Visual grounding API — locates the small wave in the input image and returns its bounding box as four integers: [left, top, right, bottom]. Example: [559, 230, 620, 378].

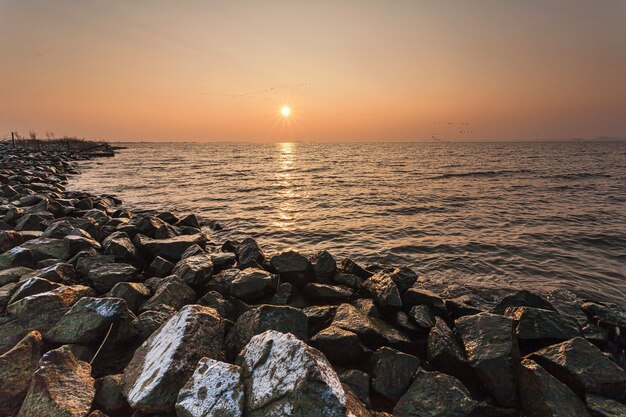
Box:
[546, 172, 611, 180]
[429, 169, 531, 180]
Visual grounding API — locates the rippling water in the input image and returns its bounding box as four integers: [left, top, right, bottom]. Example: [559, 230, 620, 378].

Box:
[69, 142, 626, 307]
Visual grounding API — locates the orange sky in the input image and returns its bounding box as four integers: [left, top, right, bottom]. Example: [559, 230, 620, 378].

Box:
[1, 1, 625, 142]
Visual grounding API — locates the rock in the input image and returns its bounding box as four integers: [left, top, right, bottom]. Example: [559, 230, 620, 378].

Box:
[393, 370, 476, 417]
[88, 263, 138, 293]
[211, 251, 237, 271]
[388, 266, 418, 293]
[371, 347, 421, 403]
[7, 284, 95, 320]
[180, 244, 205, 259]
[230, 268, 275, 302]
[0, 331, 42, 416]
[173, 253, 214, 288]
[332, 272, 363, 289]
[504, 306, 580, 345]
[132, 306, 176, 341]
[140, 277, 196, 312]
[492, 290, 556, 314]
[409, 305, 436, 329]
[529, 337, 626, 400]
[8, 277, 62, 305]
[310, 325, 367, 366]
[225, 304, 308, 359]
[123, 305, 226, 413]
[198, 291, 242, 322]
[31, 261, 78, 283]
[585, 394, 626, 417]
[17, 345, 95, 417]
[15, 213, 52, 231]
[455, 312, 519, 407]
[363, 272, 402, 308]
[175, 358, 244, 417]
[342, 258, 373, 280]
[148, 256, 175, 278]
[445, 298, 482, 320]
[303, 305, 336, 335]
[339, 369, 371, 408]
[176, 213, 201, 229]
[0, 266, 33, 286]
[427, 317, 467, 375]
[94, 374, 131, 416]
[102, 231, 139, 263]
[108, 282, 151, 313]
[235, 238, 264, 268]
[270, 250, 314, 287]
[303, 282, 354, 303]
[313, 250, 337, 280]
[402, 288, 447, 316]
[237, 330, 357, 417]
[352, 298, 381, 317]
[75, 253, 115, 277]
[134, 233, 206, 262]
[156, 211, 179, 224]
[136, 216, 178, 239]
[19, 237, 71, 261]
[46, 297, 132, 344]
[0, 246, 34, 269]
[518, 358, 590, 417]
[269, 282, 292, 305]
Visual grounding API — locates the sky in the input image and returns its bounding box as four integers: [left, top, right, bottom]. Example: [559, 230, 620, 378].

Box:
[1, 0, 625, 142]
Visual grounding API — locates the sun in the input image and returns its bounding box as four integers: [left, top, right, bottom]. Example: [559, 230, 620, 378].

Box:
[280, 105, 291, 117]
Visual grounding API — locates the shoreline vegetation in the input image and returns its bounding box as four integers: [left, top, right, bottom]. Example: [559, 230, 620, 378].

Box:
[0, 141, 625, 417]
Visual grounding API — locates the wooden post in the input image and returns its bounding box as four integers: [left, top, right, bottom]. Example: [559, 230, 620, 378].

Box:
[11, 132, 15, 148]
[66, 139, 70, 153]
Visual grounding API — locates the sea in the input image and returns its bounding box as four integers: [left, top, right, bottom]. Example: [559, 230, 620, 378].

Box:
[68, 141, 626, 308]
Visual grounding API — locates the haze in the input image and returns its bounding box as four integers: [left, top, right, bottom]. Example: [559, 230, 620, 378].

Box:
[1, 0, 625, 142]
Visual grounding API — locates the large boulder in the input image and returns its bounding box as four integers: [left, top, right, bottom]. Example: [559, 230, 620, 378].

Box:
[393, 370, 476, 417]
[313, 250, 337, 280]
[388, 266, 418, 293]
[269, 250, 314, 287]
[529, 337, 626, 401]
[123, 305, 226, 413]
[173, 253, 214, 288]
[175, 358, 245, 417]
[230, 268, 275, 302]
[88, 263, 138, 293]
[455, 312, 519, 407]
[140, 277, 196, 312]
[309, 325, 367, 366]
[427, 317, 468, 377]
[504, 306, 580, 346]
[133, 233, 206, 262]
[235, 238, 265, 268]
[17, 346, 95, 417]
[7, 284, 95, 320]
[102, 232, 139, 264]
[363, 272, 402, 309]
[237, 330, 363, 417]
[371, 347, 421, 403]
[225, 304, 307, 358]
[0, 331, 43, 416]
[518, 358, 590, 417]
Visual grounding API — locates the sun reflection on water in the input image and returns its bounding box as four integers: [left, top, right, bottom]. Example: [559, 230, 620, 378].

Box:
[272, 142, 299, 231]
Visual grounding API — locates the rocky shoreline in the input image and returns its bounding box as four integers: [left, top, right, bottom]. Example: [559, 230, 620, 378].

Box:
[1, 143, 625, 417]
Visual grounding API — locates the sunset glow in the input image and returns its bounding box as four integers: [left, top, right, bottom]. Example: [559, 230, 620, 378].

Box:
[281, 106, 291, 118]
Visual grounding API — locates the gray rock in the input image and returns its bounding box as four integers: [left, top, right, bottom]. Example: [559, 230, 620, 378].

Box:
[371, 347, 421, 403]
[102, 231, 139, 263]
[225, 304, 308, 359]
[393, 370, 476, 417]
[173, 253, 214, 288]
[585, 394, 626, 417]
[518, 358, 590, 417]
[455, 312, 519, 407]
[529, 337, 626, 400]
[313, 250, 337, 280]
[409, 305, 436, 329]
[123, 305, 226, 413]
[310, 325, 367, 366]
[176, 358, 244, 417]
[492, 290, 556, 314]
[7, 284, 95, 320]
[0, 246, 34, 269]
[235, 238, 265, 268]
[363, 272, 402, 308]
[237, 330, 358, 417]
[303, 282, 354, 303]
[332, 272, 363, 289]
[211, 251, 237, 271]
[269, 282, 292, 305]
[136, 216, 178, 239]
[132, 306, 176, 341]
[0, 331, 42, 416]
[17, 345, 95, 417]
[0, 266, 33, 287]
[148, 255, 175, 278]
[180, 244, 205, 259]
[108, 282, 151, 313]
[140, 277, 196, 312]
[341, 258, 373, 280]
[8, 277, 62, 305]
[88, 263, 138, 293]
[402, 287, 446, 316]
[504, 306, 580, 343]
[94, 374, 130, 416]
[339, 370, 371, 408]
[270, 250, 314, 287]
[134, 233, 206, 262]
[230, 268, 275, 302]
[388, 266, 418, 293]
[427, 317, 467, 375]
[303, 305, 336, 334]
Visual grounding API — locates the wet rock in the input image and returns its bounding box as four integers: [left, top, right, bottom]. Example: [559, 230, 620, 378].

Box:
[0, 246, 34, 269]
[303, 305, 336, 335]
[427, 317, 468, 375]
[132, 305, 176, 341]
[235, 238, 264, 268]
[102, 231, 139, 263]
[585, 394, 626, 417]
[175, 358, 244, 417]
[237, 330, 357, 417]
[332, 272, 363, 289]
[269, 282, 292, 305]
[211, 251, 237, 271]
[94, 374, 131, 416]
[173, 253, 214, 288]
[388, 266, 418, 293]
[310, 325, 367, 366]
[270, 250, 314, 287]
[394, 370, 476, 417]
[0, 266, 33, 286]
[455, 312, 519, 407]
[123, 305, 226, 413]
[303, 282, 354, 303]
[371, 347, 421, 403]
[17, 345, 95, 417]
[339, 369, 371, 408]
[148, 256, 175, 277]
[409, 305, 436, 330]
[342, 258, 373, 280]
[8, 277, 62, 305]
[518, 358, 590, 417]
[529, 337, 626, 400]
[136, 216, 178, 239]
[7, 284, 95, 320]
[504, 306, 580, 346]
[140, 277, 196, 312]
[402, 287, 447, 316]
[492, 290, 556, 314]
[363, 272, 402, 308]
[46, 297, 131, 344]
[88, 263, 138, 293]
[230, 268, 275, 302]
[313, 250, 337, 280]
[176, 213, 201, 229]
[108, 282, 151, 313]
[30, 261, 78, 283]
[225, 304, 308, 358]
[0, 331, 42, 416]
[198, 291, 242, 322]
[445, 298, 482, 320]
[134, 233, 206, 262]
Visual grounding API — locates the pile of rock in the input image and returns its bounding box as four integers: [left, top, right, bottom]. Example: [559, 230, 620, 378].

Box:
[1, 143, 625, 417]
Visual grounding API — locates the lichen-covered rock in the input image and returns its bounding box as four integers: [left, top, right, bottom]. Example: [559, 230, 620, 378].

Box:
[518, 359, 590, 417]
[46, 297, 132, 344]
[455, 312, 519, 407]
[230, 268, 275, 302]
[0, 331, 42, 416]
[225, 304, 307, 358]
[363, 272, 402, 308]
[17, 345, 95, 417]
[123, 305, 226, 413]
[393, 370, 476, 417]
[371, 347, 421, 403]
[88, 263, 138, 293]
[7, 284, 95, 320]
[529, 337, 626, 401]
[8, 277, 63, 305]
[237, 330, 357, 417]
[173, 253, 214, 288]
[176, 358, 245, 417]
